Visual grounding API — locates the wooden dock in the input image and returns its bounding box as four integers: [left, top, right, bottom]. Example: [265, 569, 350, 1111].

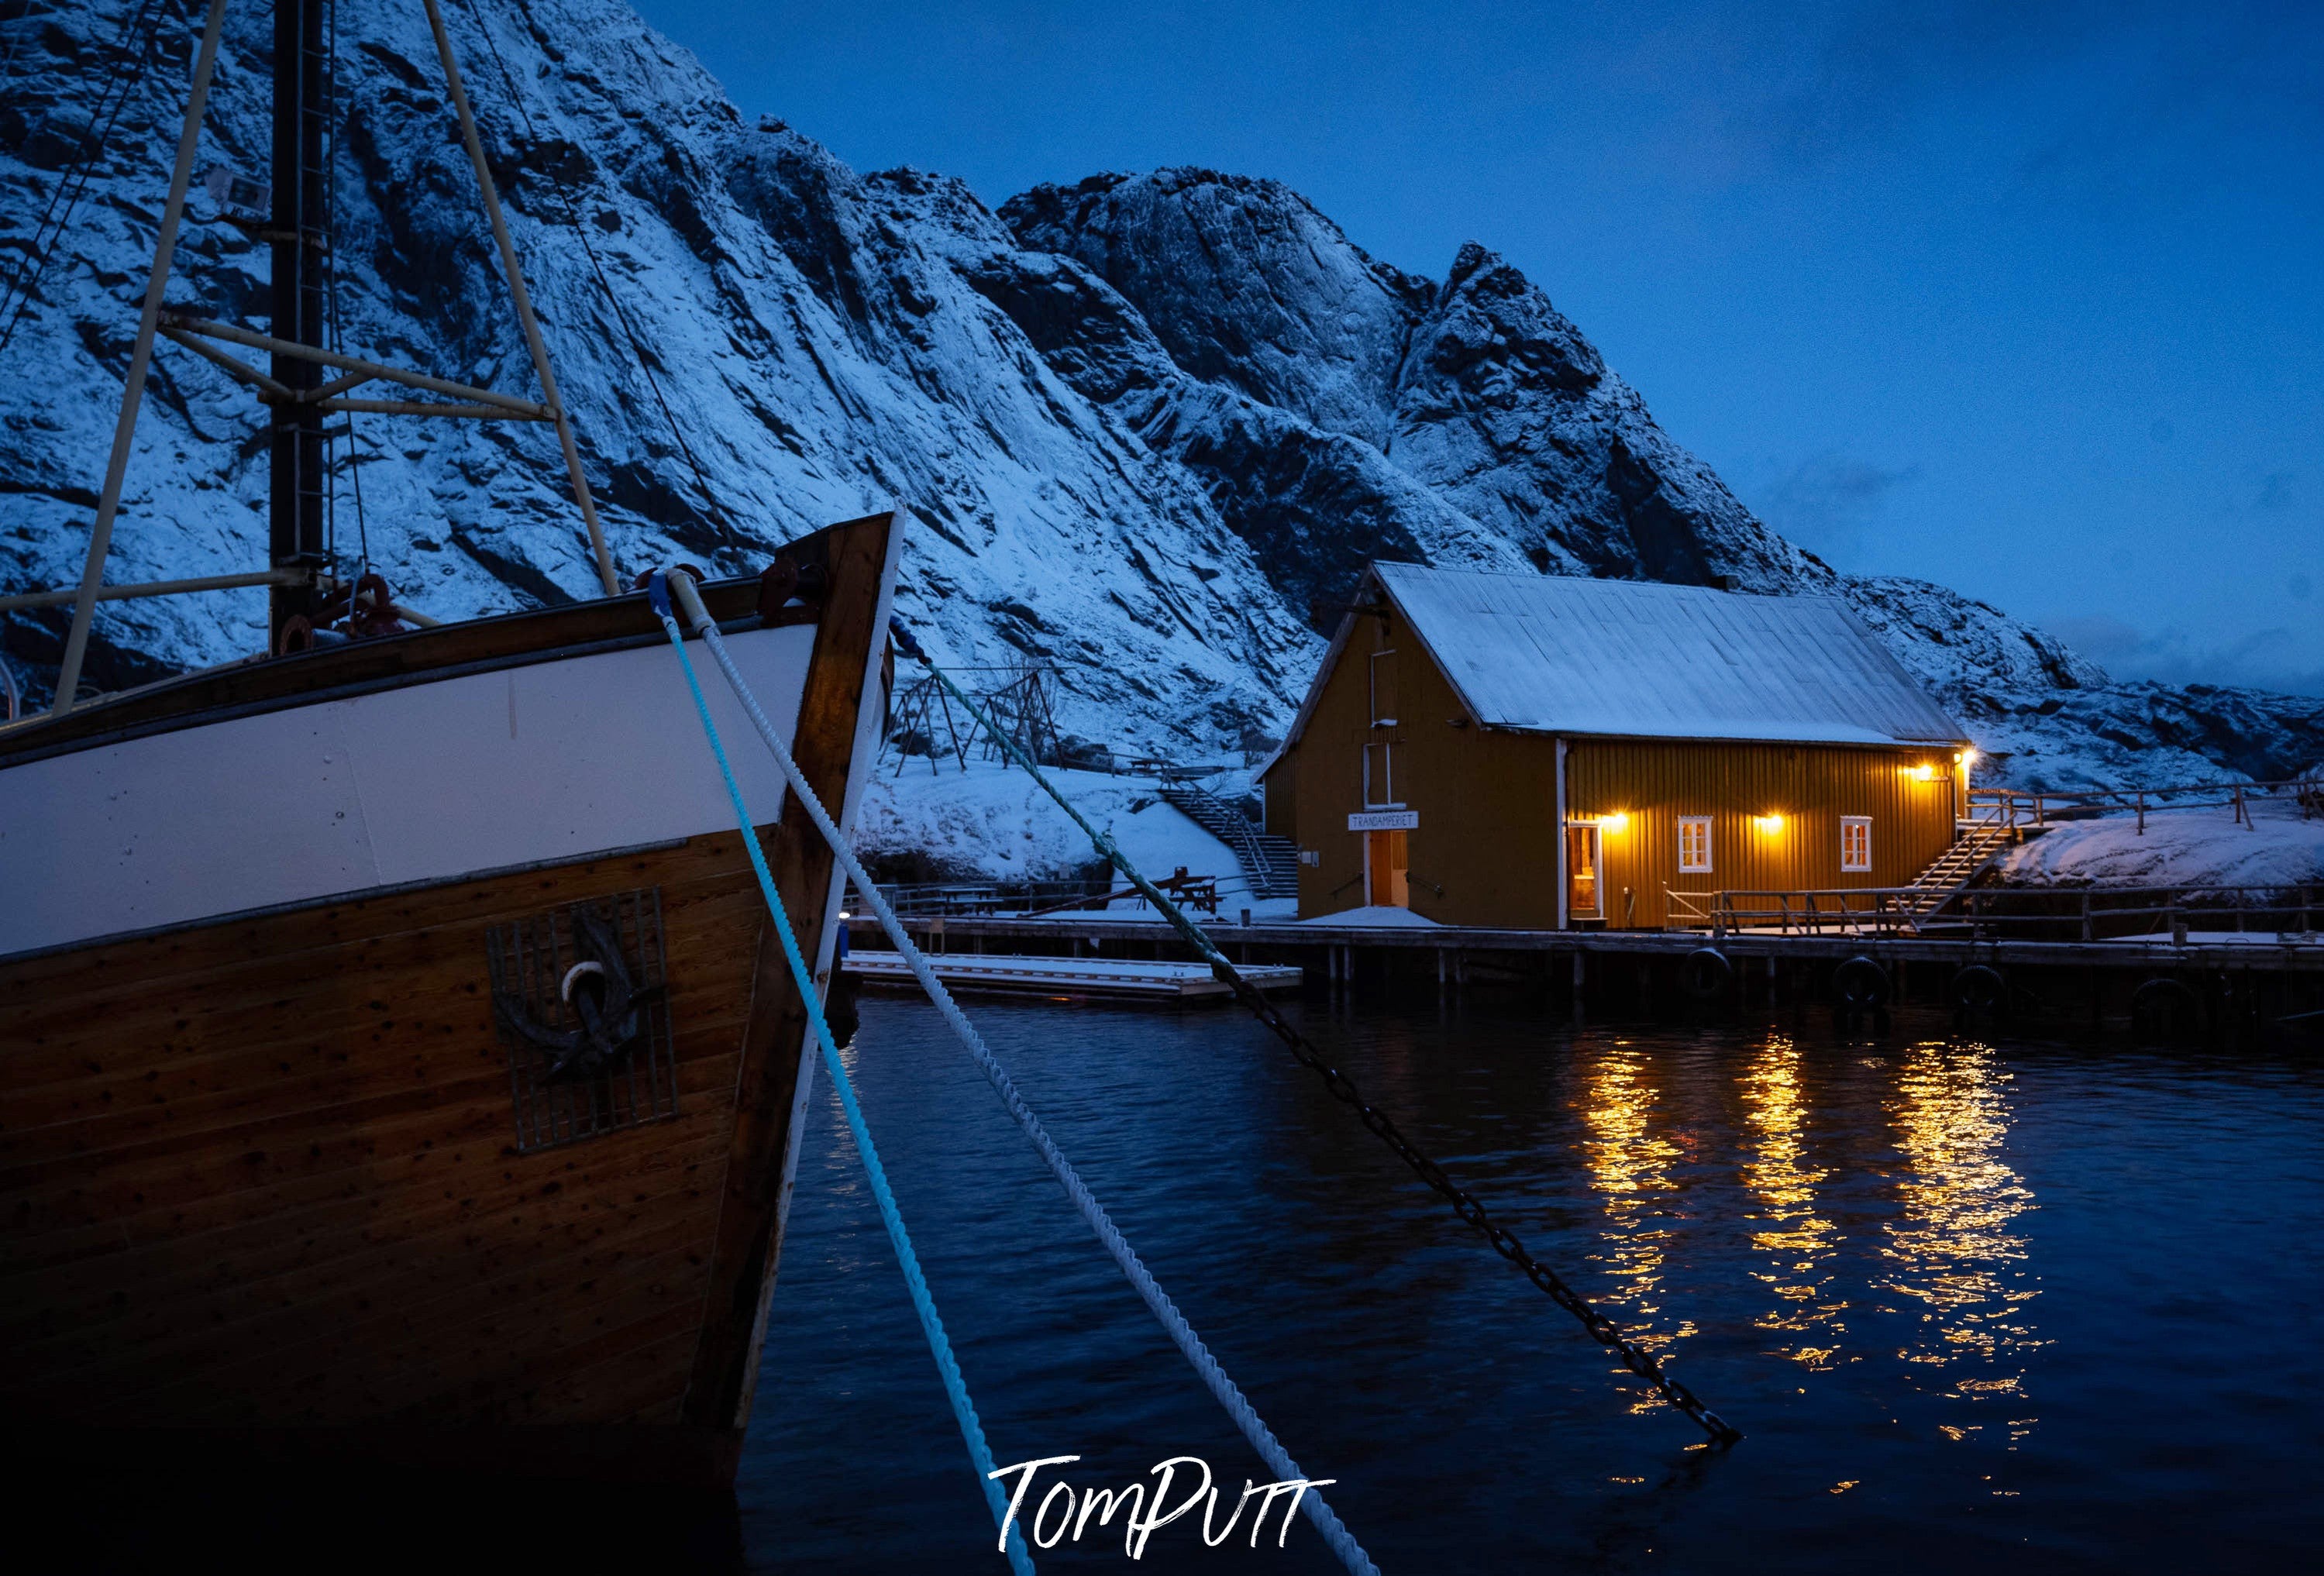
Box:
[848, 913, 2324, 973]
[843, 948, 1303, 1000]
[845, 911, 2324, 1038]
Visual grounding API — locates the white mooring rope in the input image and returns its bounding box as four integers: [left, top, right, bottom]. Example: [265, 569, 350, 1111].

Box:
[652, 578, 1035, 1574]
[663, 571, 1379, 1576]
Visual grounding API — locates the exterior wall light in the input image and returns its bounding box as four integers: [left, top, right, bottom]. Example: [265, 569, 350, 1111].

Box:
[1600, 812, 1630, 833]
[1913, 764, 1937, 782]
[1753, 813, 1784, 834]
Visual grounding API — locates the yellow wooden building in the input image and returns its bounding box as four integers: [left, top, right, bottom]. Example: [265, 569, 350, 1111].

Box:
[1257, 564, 1975, 928]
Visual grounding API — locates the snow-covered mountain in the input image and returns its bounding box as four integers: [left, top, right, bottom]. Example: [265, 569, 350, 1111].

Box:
[5, 0, 2319, 791]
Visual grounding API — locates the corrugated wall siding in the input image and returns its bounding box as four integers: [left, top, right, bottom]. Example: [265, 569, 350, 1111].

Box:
[1270, 608, 1568, 925]
[1566, 740, 1958, 927]
[1279, 610, 1390, 916]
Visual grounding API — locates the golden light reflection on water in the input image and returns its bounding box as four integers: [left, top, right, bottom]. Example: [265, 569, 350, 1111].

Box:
[1577, 1041, 1696, 1411]
[1880, 1038, 2044, 1445]
[1738, 1036, 1848, 1372]
[1573, 1034, 2046, 1439]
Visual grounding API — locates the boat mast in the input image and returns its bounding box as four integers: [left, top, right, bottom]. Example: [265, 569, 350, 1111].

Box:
[33, 0, 625, 721]
[268, 0, 330, 648]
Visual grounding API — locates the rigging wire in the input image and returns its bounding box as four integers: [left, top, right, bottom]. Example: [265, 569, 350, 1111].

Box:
[2, 0, 155, 284]
[319, 0, 371, 586]
[453, 0, 741, 560]
[662, 573, 1382, 1576]
[0, 0, 167, 360]
[0, 1, 53, 92]
[893, 628, 1744, 1448]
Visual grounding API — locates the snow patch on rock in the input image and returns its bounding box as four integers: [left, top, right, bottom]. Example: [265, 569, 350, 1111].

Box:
[1995, 800, 2324, 892]
[855, 761, 1252, 893]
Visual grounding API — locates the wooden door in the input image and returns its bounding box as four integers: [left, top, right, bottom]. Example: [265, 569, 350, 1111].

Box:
[1365, 828, 1410, 907]
[1565, 823, 1602, 920]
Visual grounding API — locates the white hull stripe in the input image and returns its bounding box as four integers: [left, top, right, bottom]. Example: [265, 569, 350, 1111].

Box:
[0, 622, 814, 957]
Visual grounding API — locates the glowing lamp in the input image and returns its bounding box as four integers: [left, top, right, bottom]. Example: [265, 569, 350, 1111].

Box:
[1753, 813, 1784, 834]
[1913, 764, 1937, 782]
[1600, 812, 1630, 834]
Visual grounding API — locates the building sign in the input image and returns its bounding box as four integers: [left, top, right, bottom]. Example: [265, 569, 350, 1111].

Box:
[1348, 809, 1418, 831]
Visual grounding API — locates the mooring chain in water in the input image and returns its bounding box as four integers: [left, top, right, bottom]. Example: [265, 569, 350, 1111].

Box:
[649, 576, 1038, 1576]
[883, 623, 1742, 1449]
[661, 571, 1382, 1576]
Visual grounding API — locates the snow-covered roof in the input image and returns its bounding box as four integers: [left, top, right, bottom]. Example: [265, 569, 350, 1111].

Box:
[1379, 565, 1967, 745]
[1261, 566, 1968, 772]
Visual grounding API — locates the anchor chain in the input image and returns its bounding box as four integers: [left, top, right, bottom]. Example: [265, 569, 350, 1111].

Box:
[1224, 977, 1739, 1445]
[893, 627, 1740, 1447]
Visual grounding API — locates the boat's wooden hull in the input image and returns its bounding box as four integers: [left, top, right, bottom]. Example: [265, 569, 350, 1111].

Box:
[5, 831, 773, 1480]
[0, 513, 899, 1486]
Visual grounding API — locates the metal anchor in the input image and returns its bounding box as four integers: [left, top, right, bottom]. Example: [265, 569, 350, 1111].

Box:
[493, 909, 665, 1082]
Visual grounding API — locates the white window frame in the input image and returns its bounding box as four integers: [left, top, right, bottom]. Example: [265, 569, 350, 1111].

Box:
[1369, 649, 1398, 728]
[1840, 815, 1872, 872]
[1678, 815, 1713, 874]
[1363, 741, 1399, 807]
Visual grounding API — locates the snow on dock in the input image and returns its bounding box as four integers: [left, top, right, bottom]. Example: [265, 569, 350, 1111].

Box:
[843, 949, 1302, 1000]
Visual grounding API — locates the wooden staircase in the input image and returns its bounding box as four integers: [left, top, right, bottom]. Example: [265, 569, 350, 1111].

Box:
[1158, 781, 1300, 900]
[1901, 811, 2025, 920]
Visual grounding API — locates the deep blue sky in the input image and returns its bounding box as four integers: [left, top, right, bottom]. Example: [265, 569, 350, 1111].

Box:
[630, 0, 2324, 696]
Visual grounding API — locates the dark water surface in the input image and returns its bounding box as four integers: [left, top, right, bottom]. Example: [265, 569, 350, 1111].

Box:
[741, 993, 2323, 1574]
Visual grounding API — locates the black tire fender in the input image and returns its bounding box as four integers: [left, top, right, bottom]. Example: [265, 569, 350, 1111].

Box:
[1834, 954, 1891, 1008]
[1679, 947, 1734, 1001]
[1952, 964, 2006, 1013]
[2131, 976, 2206, 1039]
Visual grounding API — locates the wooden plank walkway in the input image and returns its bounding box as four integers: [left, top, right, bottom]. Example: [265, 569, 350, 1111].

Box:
[842, 948, 1303, 1000]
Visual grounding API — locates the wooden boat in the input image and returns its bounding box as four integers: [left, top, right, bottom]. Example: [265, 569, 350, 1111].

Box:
[1, 0, 900, 1487]
[0, 514, 899, 1485]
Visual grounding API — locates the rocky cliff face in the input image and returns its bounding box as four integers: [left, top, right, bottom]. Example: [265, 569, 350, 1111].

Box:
[5, 0, 2320, 788]
[993, 167, 2324, 786]
[0, 0, 1306, 752]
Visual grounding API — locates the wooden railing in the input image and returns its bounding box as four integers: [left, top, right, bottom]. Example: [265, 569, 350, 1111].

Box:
[1689, 884, 2324, 944]
[1968, 772, 2324, 834]
[1703, 888, 1922, 938]
[1663, 886, 1716, 930]
[855, 870, 1243, 919]
[852, 878, 1121, 917]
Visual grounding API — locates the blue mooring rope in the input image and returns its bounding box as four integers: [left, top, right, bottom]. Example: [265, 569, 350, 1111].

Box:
[649, 574, 1036, 1576]
[658, 571, 1381, 1576]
